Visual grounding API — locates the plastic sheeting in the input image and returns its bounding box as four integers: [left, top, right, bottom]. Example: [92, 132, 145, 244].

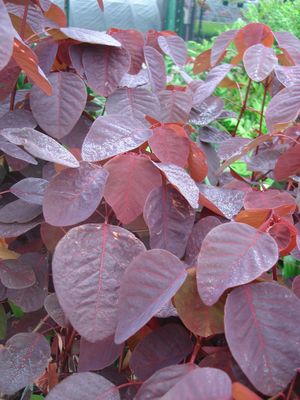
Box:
[52, 0, 163, 33]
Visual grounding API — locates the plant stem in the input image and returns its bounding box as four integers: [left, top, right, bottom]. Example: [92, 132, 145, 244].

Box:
[232, 78, 252, 137]
[189, 337, 201, 364]
[20, 0, 30, 39]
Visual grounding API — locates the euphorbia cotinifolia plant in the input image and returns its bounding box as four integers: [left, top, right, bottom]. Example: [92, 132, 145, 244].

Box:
[0, 1, 300, 399]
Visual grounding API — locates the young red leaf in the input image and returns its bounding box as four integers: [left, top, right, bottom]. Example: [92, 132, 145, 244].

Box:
[158, 35, 187, 67]
[0, 0, 15, 71]
[144, 45, 166, 92]
[234, 23, 274, 55]
[44, 372, 120, 400]
[243, 44, 277, 82]
[30, 72, 87, 139]
[187, 141, 208, 183]
[0, 332, 50, 395]
[197, 222, 279, 305]
[104, 154, 162, 224]
[225, 282, 300, 396]
[83, 45, 130, 97]
[158, 89, 192, 123]
[115, 249, 187, 344]
[273, 144, 300, 181]
[193, 49, 211, 74]
[52, 223, 146, 342]
[44, 293, 67, 328]
[174, 268, 224, 337]
[10, 178, 48, 205]
[43, 162, 108, 227]
[143, 185, 195, 258]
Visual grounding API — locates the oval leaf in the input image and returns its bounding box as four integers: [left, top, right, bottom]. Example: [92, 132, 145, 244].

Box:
[243, 44, 277, 82]
[44, 293, 67, 327]
[10, 178, 48, 205]
[144, 45, 166, 92]
[158, 35, 187, 67]
[0, 0, 15, 71]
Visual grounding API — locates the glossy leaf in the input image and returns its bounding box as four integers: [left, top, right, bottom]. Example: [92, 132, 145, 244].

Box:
[0, 199, 42, 223]
[225, 282, 300, 395]
[52, 223, 146, 342]
[144, 45, 166, 92]
[197, 222, 279, 305]
[188, 141, 208, 183]
[43, 162, 108, 226]
[243, 44, 277, 82]
[30, 72, 87, 139]
[273, 144, 300, 181]
[144, 186, 195, 258]
[82, 115, 152, 162]
[129, 323, 193, 380]
[104, 154, 162, 224]
[0, 256, 36, 289]
[190, 96, 224, 125]
[0, 0, 15, 71]
[158, 35, 187, 67]
[0, 136, 37, 164]
[0, 332, 50, 395]
[10, 178, 48, 205]
[158, 89, 192, 123]
[49, 27, 120, 47]
[115, 249, 187, 344]
[0, 109, 37, 129]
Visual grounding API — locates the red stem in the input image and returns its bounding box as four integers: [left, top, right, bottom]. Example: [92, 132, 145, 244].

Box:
[189, 337, 201, 364]
[272, 265, 278, 281]
[232, 78, 252, 137]
[286, 375, 297, 400]
[20, 0, 30, 39]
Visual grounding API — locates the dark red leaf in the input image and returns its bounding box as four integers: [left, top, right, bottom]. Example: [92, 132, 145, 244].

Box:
[0, 109, 37, 129]
[211, 29, 237, 66]
[225, 282, 300, 395]
[193, 49, 211, 74]
[243, 44, 277, 82]
[0, 0, 15, 71]
[190, 96, 224, 125]
[115, 249, 187, 344]
[158, 89, 192, 123]
[187, 141, 208, 183]
[197, 222, 279, 305]
[158, 35, 187, 67]
[10, 178, 48, 205]
[144, 45, 166, 92]
[274, 31, 300, 65]
[34, 37, 58, 75]
[218, 137, 251, 160]
[44, 292, 67, 327]
[0, 58, 20, 102]
[143, 185, 195, 258]
[0, 255, 36, 289]
[273, 144, 300, 181]
[234, 23, 274, 55]
[52, 223, 146, 342]
[244, 189, 296, 214]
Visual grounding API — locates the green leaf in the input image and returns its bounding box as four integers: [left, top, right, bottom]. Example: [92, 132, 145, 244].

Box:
[0, 304, 7, 340]
[8, 300, 24, 318]
[30, 395, 44, 400]
[282, 256, 300, 279]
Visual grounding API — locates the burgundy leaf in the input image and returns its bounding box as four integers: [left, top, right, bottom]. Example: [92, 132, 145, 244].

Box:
[158, 35, 187, 67]
[43, 162, 108, 226]
[34, 37, 58, 75]
[198, 126, 230, 143]
[0, 109, 37, 129]
[158, 89, 192, 123]
[185, 216, 221, 265]
[0, 281, 6, 301]
[198, 184, 245, 219]
[0, 220, 41, 238]
[10, 178, 48, 205]
[161, 367, 232, 400]
[247, 149, 281, 173]
[78, 336, 123, 372]
[188, 141, 208, 183]
[7, 252, 48, 312]
[0, 332, 50, 395]
[274, 31, 300, 65]
[192, 64, 232, 106]
[1, 127, 80, 167]
[244, 189, 296, 213]
[154, 163, 199, 209]
[119, 69, 149, 88]
[0, 59, 20, 102]
[115, 249, 187, 344]
[211, 29, 237, 66]
[129, 323, 193, 380]
[234, 23, 274, 55]
[149, 125, 190, 168]
[144, 186, 195, 258]
[273, 144, 300, 181]
[0, 256, 36, 289]
[174, 268, 224, 337]
[60, 116, 92, 149]
[0, 0, 15, 71]
[243, 44, 277, 82]
[44, 372, 120, 400]
[190, 96, 224, 125]
[135, 364, 197, 400]
[0, 137, 37, 165]
[225, 282, 300, 396]
[44, 292, 67, 327]
[292, 275, 300, 298]
[218, 137, 251, 160]
[52, 223, 146, 342]
[83, 45, 130, 97]
[198, 141, 220, 185]
[106, 87, 160, 123]
[274, 65, 300, 87]
[104, 154, 162, 224]
[196, 222, 279, 305]
[144, 45, 166, 92]
[30, 72, 87, 139]
[0, 199, 42, 223]
[51, 27, 121, 47]
[82, 114, 152, 162]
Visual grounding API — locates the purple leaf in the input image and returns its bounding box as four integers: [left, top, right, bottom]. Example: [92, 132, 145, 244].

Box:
[192, 64, 232, 106]
[135, 364, 197, 400]
[274, 143, 300, 181]
[158, 89, 192, 123]
[143, 186, 195, 258]
[0, 0, 15, 71]
[0, 332, 50, 395]
[292, 275, 300, 298]
[44, 293, 67, 327]
[144, 46, 166, 92]
[0, 199, 42, 223]
[55, 27, 121, 47]
[0, 281, 6, 301]
[0, 109, 37, 129]
[83, 45, 130, 97]
[185, 216, 221, 265]
[1, 127, 80, 167]
[82, 115, 152, 162]
[197, 141, 220, 185]
[154, 163, 199, 209]
[52, 223, 146, 342]
[0, 59, 20, 102]
[0, 220, 41, 238]
[247, 149, 281, 173]
[274, 31, 300, 65]
[106, 88, 161, 124]
[78, 336, 123, 372]
[274, 65, 300, 87]
[30, 72, 87, 139]
[161, 367, 232, 400]
[158, 35, 187, 67]
[115, 249, 187, 344]
[243, 44, 277, 82]
[155, 301, 178, 318]
[129, 323, 193, 380]
[60, 116, 92, 149]
[0, 256, 36, 289]
[119, 69, 149, 88]
[0, 137, 37, 165]
[44, 372, 120, 400]
[43, 162, 108, 226]
[7, 252, 48, 312]
[10, 178, 48, 205]
[218, 137, 251, 160]
[196, 222, 279, 305]
[211, 29, 237, 66]
[198, 126, 230, 143]
[190, 96, 224, 125]
[34, 37, 58, 75]
[225, 282, 300, 396]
